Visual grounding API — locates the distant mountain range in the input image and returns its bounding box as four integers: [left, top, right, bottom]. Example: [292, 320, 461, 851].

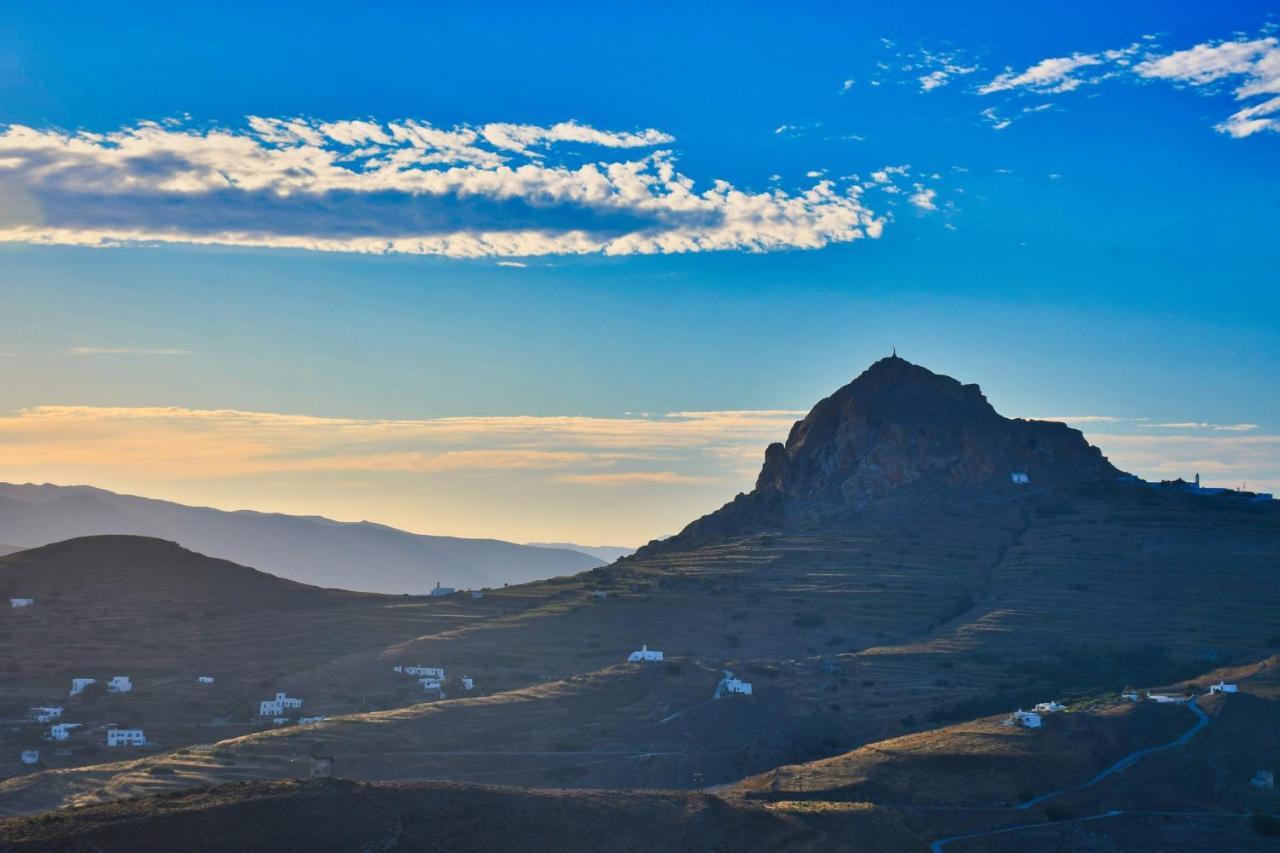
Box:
[525, 542, 635, 563]
[0, 483, 605, 593]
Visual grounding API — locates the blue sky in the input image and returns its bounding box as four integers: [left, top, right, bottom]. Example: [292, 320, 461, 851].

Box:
[0, 2, 1277, 544]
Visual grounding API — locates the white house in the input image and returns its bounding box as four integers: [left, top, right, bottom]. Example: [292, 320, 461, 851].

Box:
[197, 676, 215, 684]
[273, 717, 291, 726]
[1147, 693, 1188, 704]
[1033, 701, 1066, 713]
[461, 676, 475, 691]
[404, 666, 445, 678]
[590, 590, 608, 599]
[69, 678, 96, 696]
[107, 675, 133, 693]
[429, 582, 455, 597]
[10, 597, 34, 608]
[20, 749, 39, 765]
[1010, 472, 1030, 485]
[31, 706, 64, 723]
[724, 678, 753, 695]
[470, 591, 484, 599]
[1121, 691, 1141, 702]
[259, 691, 303, 716]
[106, 728, 145, 746]
[299, 716, 327, 725]
[49, 723, 80, 741]
[1208, 681, 1238, 694]
[628, 644, 664, 662]
[419, 678, 443, 691]
[1011, 709, 1042, 728]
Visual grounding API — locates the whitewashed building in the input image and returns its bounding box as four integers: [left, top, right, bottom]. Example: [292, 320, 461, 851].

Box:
[273, 717, 291, 726]
[10, 597, 34, 608]
[299, 716, 327, 725]
[259, 691, 303, 716]
[724, 678, 753, 695]
[419, 678, 443, 691]
[1121, 691, 1141, 702]
[1010, 472, 1030, 485]
[461, 676, 475, 691]
[1209, 681, 1238, 694]
[1033, 701, 1066, 713]
[197, 676, 215, 684]
[69, 678, 96, 696]
[1148, 693, 1188, 704]
[20, 749, 39, 765]
[628, 644, 664, 662]
[106, 728, 145, 746]
[1012, 709, 1043, 729]
[49, 723, 80, 741]
[31, 706, 64, 723]
[429, 582, 455, 597]
[107, 676, 133, 693]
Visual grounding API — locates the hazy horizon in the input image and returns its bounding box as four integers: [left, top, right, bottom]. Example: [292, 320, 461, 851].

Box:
[2, 1, 1277, 545]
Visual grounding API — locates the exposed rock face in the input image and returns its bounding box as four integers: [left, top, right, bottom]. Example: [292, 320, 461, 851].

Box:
[755, 356, 1118, 513]
[648, 356, 1121, 548]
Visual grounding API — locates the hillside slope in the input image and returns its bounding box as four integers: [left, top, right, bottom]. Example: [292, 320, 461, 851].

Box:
[0, 483, 602, 592]
[3, 358, 1276, 848]
[0, 778, 925, 852]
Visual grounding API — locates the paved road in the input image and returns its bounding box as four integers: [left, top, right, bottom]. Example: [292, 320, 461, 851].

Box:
[1015, 698, 1209, 810]
[928, 698, 1212, 851]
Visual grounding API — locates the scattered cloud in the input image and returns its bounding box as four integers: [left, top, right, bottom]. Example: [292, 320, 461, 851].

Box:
[908, 185, 937, 211]
[1032, 414, 1277, 490]
[1088, 432, 1280, 490]
[496, 261, 527, 268]
[0, 404, 802, 482]
[1141, 421, 1260, 432]
[0, 116, 885, 258]
[1133, 36, 1280, 137]
[980, 49, 1130, 95]
[68, 346, 192, 356]
[977, 31, 1280, 137]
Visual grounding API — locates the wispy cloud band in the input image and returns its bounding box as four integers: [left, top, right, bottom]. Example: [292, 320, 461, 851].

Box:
[0, 117, 884, 258]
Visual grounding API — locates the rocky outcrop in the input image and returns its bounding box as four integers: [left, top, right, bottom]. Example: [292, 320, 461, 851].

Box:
[642, 356, 1121, 551]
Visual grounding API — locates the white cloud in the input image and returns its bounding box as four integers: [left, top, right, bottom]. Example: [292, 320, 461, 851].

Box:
[978, 33, 1280, 138]
[496, 261, 527, 268]
[0, 117, 884, 258]
[0, 404, 803, 482]
[1141, 421, 1260, 432]
[1134, 36, 1280, 137]
[908, 185, 937, 211]
[980, 52, 1110, 95]
[68, 347, 192, 356]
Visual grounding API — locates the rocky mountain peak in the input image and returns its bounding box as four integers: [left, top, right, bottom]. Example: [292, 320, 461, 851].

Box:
[646, 357, 1121, 550]
[752, 356, 1117, 514]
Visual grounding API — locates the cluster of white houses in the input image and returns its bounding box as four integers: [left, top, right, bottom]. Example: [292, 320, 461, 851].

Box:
[10, 597, 34, 608]
[392, 664, 476, 694]
[67, 675, 132, 696]
[1007, 699, 1067, 729]
[259, 691, 304, 717]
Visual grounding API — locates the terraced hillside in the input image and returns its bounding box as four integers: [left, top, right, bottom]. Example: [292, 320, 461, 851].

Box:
[2, 357, 1277, 849]
[0, 778, 926, 852]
